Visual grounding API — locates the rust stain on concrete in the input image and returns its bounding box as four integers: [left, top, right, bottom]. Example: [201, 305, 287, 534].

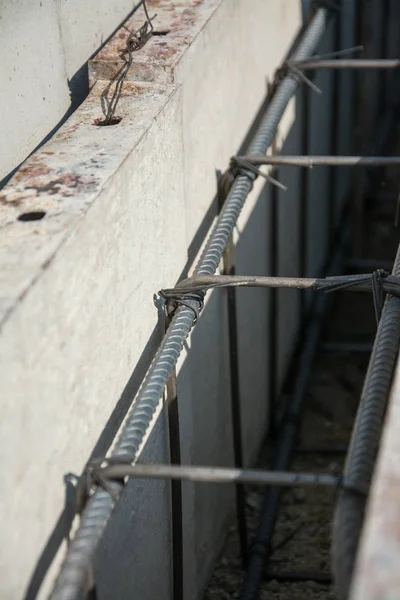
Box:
[89, 0, 221, 85]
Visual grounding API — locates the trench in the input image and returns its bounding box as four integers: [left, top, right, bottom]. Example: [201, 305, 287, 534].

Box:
[203, 88, 400, 600]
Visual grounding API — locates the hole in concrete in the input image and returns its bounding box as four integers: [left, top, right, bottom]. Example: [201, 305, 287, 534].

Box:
[93, 116, 122, 127]
[17, 210, 46, 222]
[152, 28, 170, 36]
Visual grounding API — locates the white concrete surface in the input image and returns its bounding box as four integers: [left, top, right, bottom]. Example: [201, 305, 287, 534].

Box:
[0, 80, 186, 599]
[57, 0, 137, 79]
[0, 0, 70, 181]
[0, 0, 139, 182]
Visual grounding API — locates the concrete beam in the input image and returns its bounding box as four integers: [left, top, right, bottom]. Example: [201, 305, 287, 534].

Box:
[0, 79, 185, 599]
[89, 0, 223, 85]
[58, 0, 138, 80]
[0, 0, 71, 181]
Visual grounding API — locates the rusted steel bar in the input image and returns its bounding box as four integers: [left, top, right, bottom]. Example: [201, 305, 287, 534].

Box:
[162, 273, 393, 295]
[100, 463, 338, 487]
[294, 58, 400, 69]
[236, 155, 400, 167]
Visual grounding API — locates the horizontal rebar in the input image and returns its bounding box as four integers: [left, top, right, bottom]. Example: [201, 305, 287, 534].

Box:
[294, 58, 400, 70]
[100, 463, 338, 487]
[162, 273, 397, 296]
[237, 155, 400, 167]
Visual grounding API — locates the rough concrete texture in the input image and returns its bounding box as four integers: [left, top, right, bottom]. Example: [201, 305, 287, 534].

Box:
[0, 80, 179, 326]
[89, 0, 223, 85]
[0, 0, 70, 181]
[57, 0, 138, 79]
[0, 80, 186, 599]
[0, 0, 143, 182]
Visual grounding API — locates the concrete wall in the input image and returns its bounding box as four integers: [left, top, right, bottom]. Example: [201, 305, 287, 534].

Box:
[0, 0, 136, 183]
[0, 2, 355, 599]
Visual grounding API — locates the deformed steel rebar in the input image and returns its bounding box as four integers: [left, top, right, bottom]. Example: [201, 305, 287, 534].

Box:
[294, 58, 400, 69]
[160, 272, 400, 297]
[236, 155, 400, 167]
[49, 7, 330, 600]
[98, 463, 338, 487]
[332, 245, 400, 599]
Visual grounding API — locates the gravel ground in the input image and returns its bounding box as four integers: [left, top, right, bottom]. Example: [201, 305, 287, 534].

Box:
[203, 151, 399, 599]
[203, 345, 367, 600]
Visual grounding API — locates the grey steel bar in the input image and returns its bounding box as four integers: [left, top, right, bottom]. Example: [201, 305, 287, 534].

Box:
[49, 9, 329, 600]
[294, 58, 400, 69]
[332, 243, 400, 599]
[164, 273, 386, 294]
[237, 155, 400, 167]
[321, 341, 373, 353]
[100, 463, 338, 487]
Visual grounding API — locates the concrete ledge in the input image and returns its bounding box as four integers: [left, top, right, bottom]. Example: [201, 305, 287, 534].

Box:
[0, 79, 185, 599]
[0, 80, 178, 327]
[58, 0, 139, 80]
[89, 0, 222, 85]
